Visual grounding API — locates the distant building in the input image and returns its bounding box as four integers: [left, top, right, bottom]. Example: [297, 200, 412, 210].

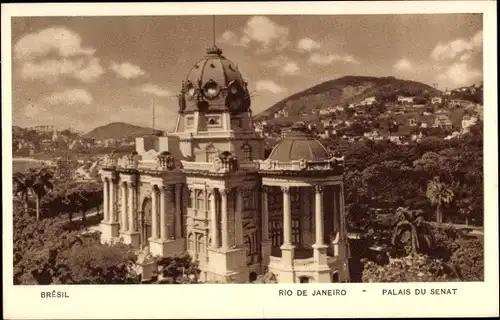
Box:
[461, 115, 478, 133]
[359, 96, 376, 106]
[32, 125, 55, 133]
[431, 97, 443, 104]
[397, 96, 415, 104]
[434, 114, 453, 128]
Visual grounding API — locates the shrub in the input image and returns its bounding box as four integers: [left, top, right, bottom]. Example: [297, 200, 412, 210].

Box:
[449, 238, 484, 281]
[362, 254, 459, 283]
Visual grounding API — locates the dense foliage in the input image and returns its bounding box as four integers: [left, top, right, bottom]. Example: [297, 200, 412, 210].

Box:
[343, 122, 483, 226]
[13, 204, 139, 284]
[156, 253, 200, 284]
[362, 254, 459, 283]
[42, 180, 103, 222]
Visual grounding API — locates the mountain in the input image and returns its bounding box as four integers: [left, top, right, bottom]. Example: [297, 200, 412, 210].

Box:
[254, 76, 441, 122]
[84, 122, 158, 140]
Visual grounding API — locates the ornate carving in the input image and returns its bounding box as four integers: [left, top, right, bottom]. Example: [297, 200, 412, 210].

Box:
[314, 185, 325, 193]
[281, 186, 290, 194]
[212, 151, 239, 173]
[156, 152, 175, 171]
[219, 188, 229, 196]
[298, 158, 307, 170]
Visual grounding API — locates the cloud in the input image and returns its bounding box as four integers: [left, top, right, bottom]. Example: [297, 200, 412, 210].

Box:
[15, 26, 104, 83]
[218, 30, 249, 47]
[14, 26, 95, 61]
[20, 57, 104, 83]
[282, 62, 300, 75]
[297, 38, 321, 52]
[255, 80, 286, 94]
[220, 16, 289, 51]
[437, 63, 482, 87]
[139, 83, 172, 97]
[264, 56, 300, 75]
[431, 30, 483, 61]
[393, 57, 414, 72]
[109, 61, 147, 79]
[309, 53, 359, 65]
[44, 88, 93, 105]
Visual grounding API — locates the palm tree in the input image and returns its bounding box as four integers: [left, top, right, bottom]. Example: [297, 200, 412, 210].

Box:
[426, 176, 454, 223]
[12, 168, 54, 220]
[13, 172, 33, 215]
[391, 207, 435, 256]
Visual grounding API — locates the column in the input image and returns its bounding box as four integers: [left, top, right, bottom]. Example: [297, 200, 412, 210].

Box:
[103, 179, 109, 222]
[282, 187, 292, 246]
[314, 186, 324, 245]
[332, 186, 339, 256]
[332, 187, 339, 233]
[160, 186, 167, 240]
[339, 184, 346, 241]
[235, 188, 244, 247]
[151, 186, 158, 239]
[120, 182, 128, 232]
[175, 184, 182, 239]
[109, 179, 116, 222]
[128, 182, 135, 232]
[261, 187, 269, 241]
[210, 189, 218, 249]
[220, 188, 229, 250]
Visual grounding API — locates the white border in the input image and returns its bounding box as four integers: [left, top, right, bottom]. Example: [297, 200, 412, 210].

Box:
[2, 2, 498, 319]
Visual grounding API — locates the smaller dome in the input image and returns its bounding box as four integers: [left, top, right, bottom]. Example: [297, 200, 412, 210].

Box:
[267, 122, 330, 162]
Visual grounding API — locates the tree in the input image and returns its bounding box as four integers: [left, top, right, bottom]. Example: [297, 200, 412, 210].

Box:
[391, 207, 435, 256]
[13, 168, 54, 220]
[426, 176, 454, 223]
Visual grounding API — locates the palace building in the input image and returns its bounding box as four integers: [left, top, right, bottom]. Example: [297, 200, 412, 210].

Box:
[99, 45, 349, 283]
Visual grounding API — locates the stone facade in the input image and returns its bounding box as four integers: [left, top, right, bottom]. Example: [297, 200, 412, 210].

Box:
[99, 46, 349, 284]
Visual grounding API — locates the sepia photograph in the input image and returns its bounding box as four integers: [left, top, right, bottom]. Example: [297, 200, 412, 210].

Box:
[2, 1, 498, 319]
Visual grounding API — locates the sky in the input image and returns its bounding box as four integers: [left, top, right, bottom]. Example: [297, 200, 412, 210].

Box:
[10, 14, 483, 133]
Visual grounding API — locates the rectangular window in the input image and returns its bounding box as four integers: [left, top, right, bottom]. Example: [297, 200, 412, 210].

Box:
[207, 116, 222, 127]
[186, 117, 194, 127]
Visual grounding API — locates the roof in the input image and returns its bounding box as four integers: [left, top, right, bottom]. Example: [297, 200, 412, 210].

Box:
[267, 122, 330, 162]
[180, 46, 251, 114]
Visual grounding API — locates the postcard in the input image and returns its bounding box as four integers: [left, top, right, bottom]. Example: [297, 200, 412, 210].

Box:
[2, 1, 498, 319]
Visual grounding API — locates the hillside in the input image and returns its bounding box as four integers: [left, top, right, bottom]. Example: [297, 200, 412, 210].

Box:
[254, 76, 441, 122]
[84, 122, 157, 140]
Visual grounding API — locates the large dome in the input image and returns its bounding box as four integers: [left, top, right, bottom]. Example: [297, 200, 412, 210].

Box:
[178, 45, 251, 114]
[267, 122, 331, 162]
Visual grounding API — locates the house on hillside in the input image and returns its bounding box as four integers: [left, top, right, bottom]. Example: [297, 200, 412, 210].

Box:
[397, 96, 415, 104]
[461, 115, 478, 133]
[434, 114, 453, 128]
[103, 138, 118, 148]
[359, 96, 376, 106]
[319, 109, 330, 115]
[431, 97, 443, 104]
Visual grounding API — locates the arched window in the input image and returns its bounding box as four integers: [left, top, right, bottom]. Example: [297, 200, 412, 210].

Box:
[244, 235, 252, 265]
[241, 143, 252, 161]
[195, 190, 204, 211]
[187, 189, 193, 208]
[206, 144, 217, 162]
[187, 233, 195, 252]
[292, 219, 301, 245]
[331, 272, 339, 283]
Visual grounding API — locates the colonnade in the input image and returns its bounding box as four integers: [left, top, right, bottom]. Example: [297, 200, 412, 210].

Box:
[102, 177, 183, 241]
[209, 188, 245, 251]
[260, 184, 345, 263]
